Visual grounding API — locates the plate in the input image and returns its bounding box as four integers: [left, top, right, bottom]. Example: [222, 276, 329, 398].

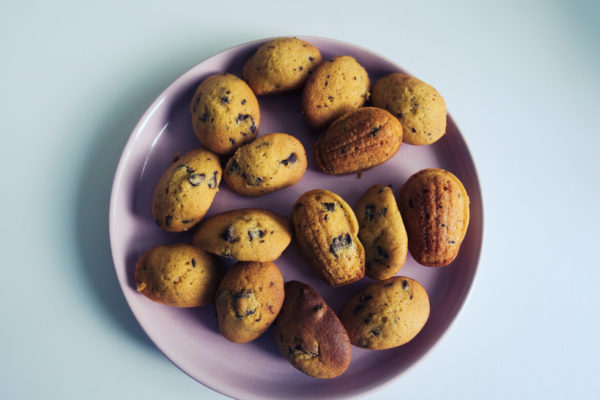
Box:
[109, 36, 483, 399]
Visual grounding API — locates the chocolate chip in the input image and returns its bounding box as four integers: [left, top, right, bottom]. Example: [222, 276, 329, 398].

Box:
[165, 216, 172, 227]
[241, 99, 246, 105]
[322, 202, 335, 211]
[312, 303, 324, 312]
[234, 289, 252, 299]
[411, 127, 416, 133]
[201, 111, 210, 122]
[227, 159, 241, 174]
[370, 329, 380, 336]
[328, 95, 334, 101]
[288, 344, 318, 358]
[376, 246, 389, 261]
[359, 294, 372, 302]
[244, 174, 263, 186]
[236, 114, 256, 134]
[226, 90, 230, 94]
[309, 56, 314, 62]
[298, 66, 303, 71]
[396, 112, 403, 118]
[221, 225, 236, 242]
[365, 205, 375, 221]
[221, 248, 232, 257]
[269, 281, 274, 287]
[324, 214, 328, 221]
[229, 138, 236, 145]
[370, 126, 380, 136]
[280, 153, 298, 166]
[448, 240, 456, 244]
[236, 113, 249, 123]
[248, 229, 265, 241]
[384, 282, 394, 288]
[188, 173, 205, 186]
[192, 94, 201, 113]
[221, 95, 229, 104]
[191, 258, 196, 267]
[329, 233, 352, 257]
[403, 280, 409, 289]
[207, 171, 218, 189]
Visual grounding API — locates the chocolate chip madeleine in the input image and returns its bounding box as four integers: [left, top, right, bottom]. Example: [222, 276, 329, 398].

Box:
[340, 276, 430, 350]
[356, 184, 408, 279]
[291, 189, 365, 286]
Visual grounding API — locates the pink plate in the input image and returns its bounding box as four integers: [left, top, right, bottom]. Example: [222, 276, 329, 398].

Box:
[109, 36, 483, 399]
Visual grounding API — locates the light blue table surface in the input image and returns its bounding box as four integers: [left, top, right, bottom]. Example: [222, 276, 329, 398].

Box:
[1, 1, 598, 398]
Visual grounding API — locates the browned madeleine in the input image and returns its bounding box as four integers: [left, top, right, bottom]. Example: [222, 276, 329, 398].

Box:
[314, 107, 403, 175]
[273, 281, 351, 378]
[397, 168, 470, 266]
[291, 189, 365, 287]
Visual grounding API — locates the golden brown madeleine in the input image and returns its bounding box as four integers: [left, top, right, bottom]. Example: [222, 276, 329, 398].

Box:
[371, 73, 446, 145]
[223, 133, 307, 196]
[215, 261, 284, 343]
[355, 184, 408, 279]
[291, 189, 365, 286]
[190, 73, 260, 154]
[314, 107, 403, 175]
[242, 37, 322, 95]
[152, 148, 222, 232]
[302, 55, 370, 130]
[135, 243, 224, 307]
[339, 277, 430, 350]
[273, 281, 351, 378]
[192, 208, 292, 262]
[397, 168, 470, 266]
